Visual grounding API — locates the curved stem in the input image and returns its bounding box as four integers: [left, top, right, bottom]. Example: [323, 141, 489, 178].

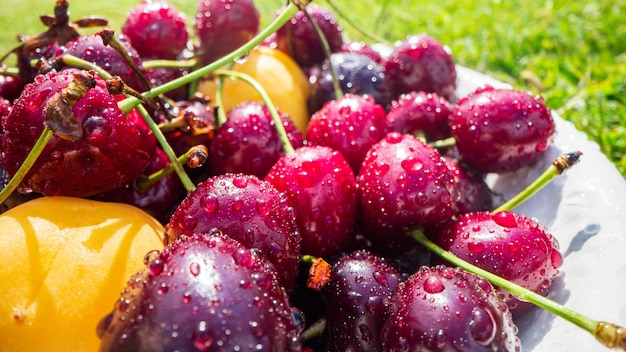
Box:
[141, 58, 198, 70]
[0, 127, 53, 204]
[213, 70, 296, 155]
[408, 229, 626, 350]
[494, 151, 582, 212]
[117, 3, 301, 114]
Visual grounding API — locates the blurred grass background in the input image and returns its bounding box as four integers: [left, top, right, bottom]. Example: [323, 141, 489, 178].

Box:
[1, 0, 625, 174]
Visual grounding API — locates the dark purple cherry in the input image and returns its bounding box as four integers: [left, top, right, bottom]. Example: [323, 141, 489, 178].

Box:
[264, 146, 357, 259]
[381, 265, 520, 351]
[0, 74, 23, 101]
[324, 250, 402, 351]
[97, 231, 303, 351]
[449, 86, 555, 174]
[384, 34, 457, 103]
[443, 156, 493, 214]
[308, 52, 393, 114]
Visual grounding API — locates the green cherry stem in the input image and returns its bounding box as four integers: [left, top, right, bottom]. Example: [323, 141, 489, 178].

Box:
[117, 2, 303, 114]
[213, 69, 296, 155]
[493, 151, 582, 213]
[409, 229, 626, 351]
[0, 128, 52, 204]
[134, 104, 196, 192]
[214, 62, 235, 127]
[141, 58, 198, 70]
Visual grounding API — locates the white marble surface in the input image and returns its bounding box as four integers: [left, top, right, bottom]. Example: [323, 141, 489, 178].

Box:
[456, 66, 626, 351]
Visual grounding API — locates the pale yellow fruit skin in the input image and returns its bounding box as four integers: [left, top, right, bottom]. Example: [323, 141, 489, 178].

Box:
[197, 46, 310, 134]
[0, 196, 165, 352]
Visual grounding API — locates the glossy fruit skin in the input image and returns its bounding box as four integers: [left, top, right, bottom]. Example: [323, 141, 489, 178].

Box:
[0, 74, 22, 101]
[58, 34, 149, 92]
[306, 94, 388, 174]
[122, 0, 189, 59]
[381, 265, 520, 352]
[197, 46, 310, 134]
[324, 250, 402, 352]
[384, 34, 457, 103]
[210, 101, 304, 179]
[433, 211, 563, 314]
[357, 132, 458, 250]
[97, 231, 302, 352]
[194, 0, 259, 65]
[165, 173, 302, 290]
[0, 196, 164, 352]
[450, 86, 555, 174]
[386, 91, 453, 142]
[275, 4, 343, 68]
[265, 146, 357, 259]
[443, 156, 493, 214]
[0, 69, 156, 197]
[341, 41, 384, 64]
[308, 52, 393, 114]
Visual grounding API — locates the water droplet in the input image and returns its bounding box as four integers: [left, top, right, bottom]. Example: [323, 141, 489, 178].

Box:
[157, 282, 168, 295]
[535, 140, 548, 152]
[372, 162, 390, 176]
[192, 321, 214, 351]
[435, 329, 447, 349]
[468, 306, 497, 346]
[385, 132, 403, 144]
[40, 179, 60, 196]
[182, 292, 192, 304]
[493, 211, 517, 228]
[83, 116, 112, 141]
[200, 195, 219, 214]
[232, 248, 255, 268]
[255, 199, 271, 216]
[550, 250, 563, 269]
[232, 175, 248, 188]
[148, 259, 165, 276]
[400, 158, 424, 172]
[423, 276, 445, 293]
[372, 271, 389, 287]
[468, 241, 485, 254]
[189, 262, 201, 276]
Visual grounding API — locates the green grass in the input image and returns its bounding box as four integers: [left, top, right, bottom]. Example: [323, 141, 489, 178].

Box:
[2, 0, 625, 174]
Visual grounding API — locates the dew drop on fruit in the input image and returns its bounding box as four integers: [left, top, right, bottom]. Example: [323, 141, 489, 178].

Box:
[468, 241, 485, 254]
[232, 175, 249, 188]
[372, 270, 389, 286]
[423, 276, 445, 293]
[232, 248, 255, 268]
[189, 262, 201, 276]
[200, 195, 219, 214]
[148, 258, 165, 276]
[400, 157, 424, 172]
[551, 249, 563, 269]
[372, 162, 390, 176]
[157, 282, 169, 295]
[385, 132, 403, 144]
[255, 199, 271, 216]
[39, 179, 60, 196]
[468, 306, 497, 346]
[192, 321, 214, 351]
[83, 116, 112, 141]
[25, 88, 52, 111]
[493, 211, 517, 228]
[144, 250, 160, 265]
[182, 292, 192, 304]
[435, 329, 448, 349]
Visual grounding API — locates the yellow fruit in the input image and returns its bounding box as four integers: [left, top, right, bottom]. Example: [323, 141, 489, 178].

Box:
[197, 46, 311, 134]
[0, 197, 165, 351]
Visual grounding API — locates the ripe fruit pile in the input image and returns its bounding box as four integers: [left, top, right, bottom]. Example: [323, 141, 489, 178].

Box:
[0, 0, 621, 351]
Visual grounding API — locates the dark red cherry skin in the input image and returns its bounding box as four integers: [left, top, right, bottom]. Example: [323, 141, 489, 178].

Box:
[386, 91, 453, 142]
[341, 41, 384, 65]
[357, 132, 458, 251]
[97, 231, 303, 352]
[145, 67, 190, 102]
[306, 94, 388, 174]
[0, 74, 23, 101]
[0, 69, 156, 197]
[165, 173, 301, 290]
[381, 265, 520, 352]
[433, 210, 563, 315]
[384, 34, 457, 103]
[324, 250, 402, 352]
[442, 156, 493, 214]
[210, 101, 304, 179]
[122, 0, 189, 59]
[90, 147, 186, 224]
[308, 52, 393, 114]
[275, 4, 343, 68]
[264, 146, 357, 259]
[58, 34, 149, 91]
[194, 0, 260, 65]
[450, 86, 555, 174]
